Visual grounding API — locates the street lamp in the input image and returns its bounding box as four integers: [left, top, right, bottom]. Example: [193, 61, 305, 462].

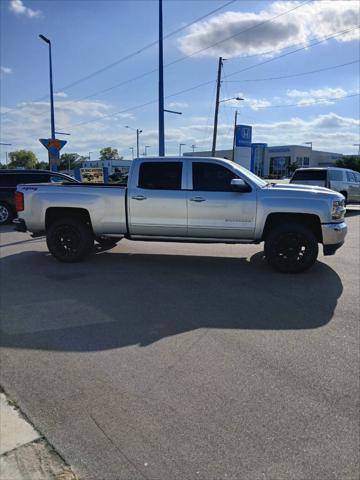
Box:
[212, 96, 244, 156]
[88, 152, 93, 161]
[191, 144, 196, 153]
[129, 147, 134, 160]
[179, 143, 186, 156]
[304, 142, 312, 148]
[143, 145, 151, 156]
[39, 34, 55, 140]
[353, 143, 360, 155]
[125, 126, 142, 158]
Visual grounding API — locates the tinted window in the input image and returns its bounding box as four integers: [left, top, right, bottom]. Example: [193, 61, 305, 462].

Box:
[355, 172, 360, 183]
[0, 174, 18, 187]
[346, 171, 356, 182]
[138, 162, 182, 190]
[21, 173, 51, 183]
[292, 170, 327, 181]
[193, 163, 238, 191]
[329, 170, 344, 181]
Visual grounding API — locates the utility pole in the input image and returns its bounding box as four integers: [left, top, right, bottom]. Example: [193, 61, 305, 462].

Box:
[158, 0, 165, 156]
[232, 110, 238, 161]
[39, 35, 55, 140]
[136, 129, 142, 158]
[212, 56, 223, 157]
[0, 143, 12, 167]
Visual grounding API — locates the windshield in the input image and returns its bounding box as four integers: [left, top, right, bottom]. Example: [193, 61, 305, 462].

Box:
[226, 160, 268, 188]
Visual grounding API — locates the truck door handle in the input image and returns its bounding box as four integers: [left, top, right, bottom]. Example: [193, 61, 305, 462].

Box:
[132, 195, 147, 200]
[190, 196, 206, 202]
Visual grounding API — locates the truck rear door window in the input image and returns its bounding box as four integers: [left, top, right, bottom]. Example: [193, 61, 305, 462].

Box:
[292, 170, 327, 181]
[192, 162, 238, 191]
[138, 162, 182, 190]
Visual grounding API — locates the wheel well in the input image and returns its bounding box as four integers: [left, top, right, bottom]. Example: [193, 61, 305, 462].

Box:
[262, 213, 322, 242]
[45, 207, 93, 231]
[340, 190, 347, 199]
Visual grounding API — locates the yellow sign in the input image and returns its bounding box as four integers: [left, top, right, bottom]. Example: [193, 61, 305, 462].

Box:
[80, 168, 104, 184]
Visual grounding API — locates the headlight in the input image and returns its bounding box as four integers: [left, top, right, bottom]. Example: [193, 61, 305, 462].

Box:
[332, 199, 346, 220]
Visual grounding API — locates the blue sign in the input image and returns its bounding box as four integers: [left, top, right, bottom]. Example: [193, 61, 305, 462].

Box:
[39, 138, 67, 171]
[235, 125, 252, 147]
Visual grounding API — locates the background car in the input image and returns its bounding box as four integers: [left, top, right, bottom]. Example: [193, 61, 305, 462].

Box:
[290, 167, 360, 204]
[0, 169, 79, 225]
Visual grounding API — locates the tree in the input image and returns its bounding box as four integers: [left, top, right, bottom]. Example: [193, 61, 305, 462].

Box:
[336, 156, 360, 173]
[99, 147, 122, 160]
[8, 150, 38, 169]
[36, 161, 49, 170]
[59, 153, 85, 170]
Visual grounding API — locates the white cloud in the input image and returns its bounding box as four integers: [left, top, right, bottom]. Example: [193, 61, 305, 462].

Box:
[54, 92, 68, 98]
[1, 66, 12, 74]
[8, 0, 41, 18]
[1, 99, 358, 160]
[178, 1, 359, 58]
[227, 95, 272, 110]
[286, 87, 351, 106]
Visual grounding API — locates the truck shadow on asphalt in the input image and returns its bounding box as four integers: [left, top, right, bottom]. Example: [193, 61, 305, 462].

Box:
[0, 249, 343, 352]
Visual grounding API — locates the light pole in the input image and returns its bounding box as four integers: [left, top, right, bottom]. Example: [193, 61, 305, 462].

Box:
[39, 34, 55, 140]
[304, 142, 312, 148]
[353, 143, 360, 155]
[179, 143, 186, 156]
[88, 152, 93, 161]
[0, 143, 12, 167]
[129, 147, 134, 160]
[125, 126, 142, 158]
[212, 95, 243, 156]
[191, 144, 196, 153]
[143, 145, 151, 156]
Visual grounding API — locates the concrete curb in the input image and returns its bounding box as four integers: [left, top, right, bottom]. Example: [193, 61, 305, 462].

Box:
[0, 390, 77, 480]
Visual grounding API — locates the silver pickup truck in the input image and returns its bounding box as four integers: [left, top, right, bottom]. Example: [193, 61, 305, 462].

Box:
[14, 156, 347, 273]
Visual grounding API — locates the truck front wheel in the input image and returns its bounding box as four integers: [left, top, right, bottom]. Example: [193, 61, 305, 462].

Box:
[264, 223, 318, 273]
[46, 217, 94, 262]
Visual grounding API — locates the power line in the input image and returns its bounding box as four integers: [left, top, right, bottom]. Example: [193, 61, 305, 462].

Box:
[76, 0, 313, 102]
[223, 60, 360, 83]
[3, 0, 311, 110]
[223, 26, 360, 80]
[72, 26, 359, 128]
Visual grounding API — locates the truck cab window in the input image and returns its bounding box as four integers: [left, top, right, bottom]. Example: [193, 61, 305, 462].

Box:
[192, 162, 238, 191]
[138, 162, 182, 190]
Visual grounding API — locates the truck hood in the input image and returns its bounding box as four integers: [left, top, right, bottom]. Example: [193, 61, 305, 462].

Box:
[267, 182, 339, 196]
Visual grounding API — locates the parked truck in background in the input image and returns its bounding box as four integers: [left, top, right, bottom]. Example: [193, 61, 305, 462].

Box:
[14, 157, 347, 273]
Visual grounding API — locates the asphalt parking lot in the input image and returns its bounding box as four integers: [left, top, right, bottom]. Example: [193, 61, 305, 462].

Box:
[0, 209, 359, 480]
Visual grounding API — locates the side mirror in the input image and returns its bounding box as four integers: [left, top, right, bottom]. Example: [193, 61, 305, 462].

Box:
[231, 178, 250, 192]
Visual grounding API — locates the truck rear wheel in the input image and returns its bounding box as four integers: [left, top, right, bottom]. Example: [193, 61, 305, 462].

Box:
[46, 217, 94, 262]
[264, 223, 318, 273]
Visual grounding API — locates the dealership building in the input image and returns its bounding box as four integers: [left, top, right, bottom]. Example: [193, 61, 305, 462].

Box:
[184, 125, 343, 178]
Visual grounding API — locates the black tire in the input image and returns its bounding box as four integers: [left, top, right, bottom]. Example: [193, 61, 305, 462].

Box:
[0, 202, 14, 225]
[340, 191, 348, 206]
[264, 223, 318, 273]
[46, 217, 94, 262]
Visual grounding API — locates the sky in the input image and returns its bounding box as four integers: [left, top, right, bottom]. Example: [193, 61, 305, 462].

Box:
[0, 0, 359, 162]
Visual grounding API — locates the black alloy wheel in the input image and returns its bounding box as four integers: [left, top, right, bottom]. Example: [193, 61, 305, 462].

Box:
[265, 223, 318, 273]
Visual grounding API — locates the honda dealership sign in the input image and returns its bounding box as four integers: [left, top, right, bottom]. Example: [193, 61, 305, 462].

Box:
[235, 125, 252, 147]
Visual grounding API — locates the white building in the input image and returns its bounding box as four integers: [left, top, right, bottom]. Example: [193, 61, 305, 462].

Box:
[81, 159, 132, 173]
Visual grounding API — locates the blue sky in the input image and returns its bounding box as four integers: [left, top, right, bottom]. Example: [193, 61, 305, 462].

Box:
[1, 0, 359, 162]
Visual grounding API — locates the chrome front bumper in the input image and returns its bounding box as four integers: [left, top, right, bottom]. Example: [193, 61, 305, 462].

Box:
[321, 222, 347, 255]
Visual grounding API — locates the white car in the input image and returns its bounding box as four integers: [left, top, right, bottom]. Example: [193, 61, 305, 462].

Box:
[290, 167, 360, 204]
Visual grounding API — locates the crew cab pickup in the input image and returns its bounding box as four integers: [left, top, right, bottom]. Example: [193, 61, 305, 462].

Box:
[14, 157, 347, 273]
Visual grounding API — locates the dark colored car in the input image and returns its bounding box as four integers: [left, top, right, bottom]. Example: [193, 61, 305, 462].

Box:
[0, 169, 79, 225]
